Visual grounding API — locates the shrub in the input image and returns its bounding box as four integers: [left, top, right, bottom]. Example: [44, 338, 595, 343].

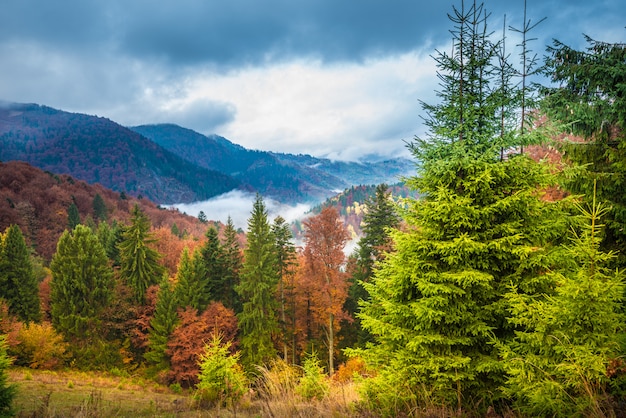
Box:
[0, 336, 15, 417]
[296, 352, 329, 401]
[333, 356, 369, 383]
[195, 334, 247, 410]
[12, 322, 67, 369]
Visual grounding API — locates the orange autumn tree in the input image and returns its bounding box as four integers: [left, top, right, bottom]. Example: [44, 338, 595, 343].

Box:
[301, 207, 350, 375]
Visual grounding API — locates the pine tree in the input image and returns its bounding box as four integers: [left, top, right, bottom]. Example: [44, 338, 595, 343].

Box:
[118, 204, 165, 304]
[502, 185, 625, 416]
[272, 216, 297, 362]
[144, 276, 179, 370]
[356, 1, 566, 412]
[541, 37, 626, 267]
[236, 194, 279, 370]
[50, 224, 113, 340]
[0, 225, 41, 322]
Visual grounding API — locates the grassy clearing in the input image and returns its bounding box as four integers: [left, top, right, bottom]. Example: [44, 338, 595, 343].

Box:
[9, 367, 363, 417]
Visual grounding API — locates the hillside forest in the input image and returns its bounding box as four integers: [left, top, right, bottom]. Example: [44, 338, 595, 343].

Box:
[1, 1, 626, 416]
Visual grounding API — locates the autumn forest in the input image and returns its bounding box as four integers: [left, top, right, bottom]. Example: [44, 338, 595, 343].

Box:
[1, 1, 626, 416]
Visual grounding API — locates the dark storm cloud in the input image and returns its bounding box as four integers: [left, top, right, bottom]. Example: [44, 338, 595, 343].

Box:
[117, 0, 450, 67]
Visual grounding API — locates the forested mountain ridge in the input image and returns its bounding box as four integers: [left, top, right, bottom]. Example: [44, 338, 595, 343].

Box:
[131, 123, 414, 203]
[0, 161, 212, 260]
[0, 103, 240, 204]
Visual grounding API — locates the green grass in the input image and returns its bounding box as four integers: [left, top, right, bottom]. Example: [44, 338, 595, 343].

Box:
[10, 368, 194, 417]
[9, 367, 362, 417]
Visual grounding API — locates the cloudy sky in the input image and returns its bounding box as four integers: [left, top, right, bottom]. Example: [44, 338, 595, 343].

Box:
[2, 0, 624, 161]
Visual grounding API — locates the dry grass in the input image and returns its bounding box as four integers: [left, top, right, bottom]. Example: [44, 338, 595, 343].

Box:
[9, 367, 364, 417]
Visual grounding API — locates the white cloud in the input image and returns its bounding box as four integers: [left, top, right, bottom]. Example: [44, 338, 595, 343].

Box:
[122, 50, 439, 161]
[168, 190, 311, 230]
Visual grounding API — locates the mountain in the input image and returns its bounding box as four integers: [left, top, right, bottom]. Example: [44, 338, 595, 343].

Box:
[0, 103, 240, 204]
[0, 161, 211, 260]
[131, 123, 415, 203]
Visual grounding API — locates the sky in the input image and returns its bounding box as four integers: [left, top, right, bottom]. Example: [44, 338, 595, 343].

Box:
[1, 0, 625, 162]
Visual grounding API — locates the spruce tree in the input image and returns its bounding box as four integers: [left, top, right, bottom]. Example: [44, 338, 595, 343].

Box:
[144, 276, 179, 370]
[342, 184, 399, 348]
[0, 225, 41, 322]
[0, 336, 15, 417]
[541, 37, 626, 267]
[67, 202, 80, 230]
[173, 247, 208, 311]
[118, 204, 165, 304]
[50, 224, 113, 340]
[356, 1, 565, 412]
[502, 187, 625, 416]
[271, 215, 297, 362]
[236, 194, 279, 370]
[200, 226, 226, 306]
[221, 216, 242, 313]
[92, 193, 107, 222]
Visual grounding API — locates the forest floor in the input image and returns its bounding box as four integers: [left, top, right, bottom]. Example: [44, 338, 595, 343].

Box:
[9, 367, 361, 417]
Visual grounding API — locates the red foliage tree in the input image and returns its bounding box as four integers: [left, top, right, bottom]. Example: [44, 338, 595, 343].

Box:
[166, 302, 238, 387]
[300, 207, 350, 375]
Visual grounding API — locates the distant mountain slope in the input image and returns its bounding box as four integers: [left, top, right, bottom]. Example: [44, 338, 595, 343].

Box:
[131, 123, 414, 203]
[0, 161, 211, 260]
[0, 103, 240, 203]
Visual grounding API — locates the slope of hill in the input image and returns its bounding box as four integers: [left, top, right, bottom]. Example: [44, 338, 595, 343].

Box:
[131, 124, 415, 204]
[0, 103, 240, 204]
[0, 161, 210, 260]
[292, 183, 418, 241]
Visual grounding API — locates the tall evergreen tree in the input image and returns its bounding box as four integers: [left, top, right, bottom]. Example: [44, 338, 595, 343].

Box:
[221, 216, 243, 313]
[236, 194, 279, 370]
[50, 225, 113, 340]
[174, 247, 208, 311]
[0, 225, 41, 322]
[356, 2, 566, 413]
[144, 276, 179, 370]
[67, 202, 80, 230]
[271, 216, 297, 362]
[342, 184, 399, 349]
[92, 193, 108, 222]
[502, 189, 625, 416]
[200, 226, 226, 305]
[541, 37, 626, 267]
[118, 205, 165, 304]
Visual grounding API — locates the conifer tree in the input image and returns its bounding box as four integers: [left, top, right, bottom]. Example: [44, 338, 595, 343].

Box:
[271, 216, 297, 362]
[174, 247, 208, 311]
[200, 226, 226, 305]
[92, 193, 107, 222]
[356, 1, 565, 412]
[221, 216, 243, 313]
[50, 224, 113, 340]
[502, 187, 624, 416]
[118, 204, 165, 303]
[144, 276, 178, 370]
[0, 336, 15, 417]
[342, 184, 399, 348]
[236, 194, 279, 370]
[541, 37, 626, 267]
[0, 225, 41, 322]
[67, 202, 80, 230]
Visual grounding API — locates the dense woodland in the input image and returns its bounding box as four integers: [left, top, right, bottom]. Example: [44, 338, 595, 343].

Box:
[1, 1, 626, 416]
